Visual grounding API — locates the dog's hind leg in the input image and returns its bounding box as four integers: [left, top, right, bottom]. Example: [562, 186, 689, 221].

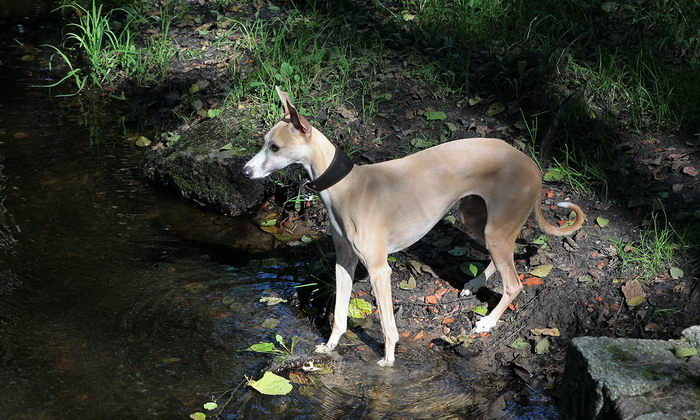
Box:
[315, 233, 358, 354]
[458, 195, 498, 297]
[472, 227, 522, 333]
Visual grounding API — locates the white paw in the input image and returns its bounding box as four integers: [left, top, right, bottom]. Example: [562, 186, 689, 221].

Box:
[377, 358, 394, 368]
[460, 274, 486, 297]
[459, 288, 473, 297]
[314, 343, 336, 354]
[472, 316, 497, 333]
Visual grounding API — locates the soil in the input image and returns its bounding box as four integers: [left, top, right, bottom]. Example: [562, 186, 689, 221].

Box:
[38, 0, 700, 404]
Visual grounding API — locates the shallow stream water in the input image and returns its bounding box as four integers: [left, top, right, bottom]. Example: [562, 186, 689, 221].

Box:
[0, 14, 558, 420]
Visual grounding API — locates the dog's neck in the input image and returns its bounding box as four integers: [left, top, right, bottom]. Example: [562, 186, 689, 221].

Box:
[302, 128, 337, 181]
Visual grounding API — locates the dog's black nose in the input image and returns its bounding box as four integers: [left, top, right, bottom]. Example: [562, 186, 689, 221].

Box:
[242, 166, 253, 178]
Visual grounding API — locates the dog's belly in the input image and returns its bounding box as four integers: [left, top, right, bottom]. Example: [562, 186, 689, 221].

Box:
[387, 208, 452, 253]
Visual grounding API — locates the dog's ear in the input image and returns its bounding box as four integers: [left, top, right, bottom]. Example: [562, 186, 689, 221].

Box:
[276, 86, 291, 117]
[287, 99, 312, 138]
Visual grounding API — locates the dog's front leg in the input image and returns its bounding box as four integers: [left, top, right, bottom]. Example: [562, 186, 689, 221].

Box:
[315, 235, 358, 354]
[369, 262, 399, 367]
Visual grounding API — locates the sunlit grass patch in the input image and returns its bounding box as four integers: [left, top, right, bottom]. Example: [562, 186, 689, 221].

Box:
[222, 10, 386, 125]
[611, 214, 691, 281]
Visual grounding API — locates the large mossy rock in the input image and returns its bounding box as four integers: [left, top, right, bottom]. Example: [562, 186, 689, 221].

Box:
[144, 110, 267, 216]
[559, 329, 700, 419]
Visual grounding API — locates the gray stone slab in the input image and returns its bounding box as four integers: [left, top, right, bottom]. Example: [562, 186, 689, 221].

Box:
[559, 334, 700, 420]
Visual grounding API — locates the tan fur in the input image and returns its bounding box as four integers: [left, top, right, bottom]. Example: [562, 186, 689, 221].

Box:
[243, 88, 586, 367]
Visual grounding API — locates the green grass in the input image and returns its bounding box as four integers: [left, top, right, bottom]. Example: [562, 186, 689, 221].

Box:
[220, 10, 385, 126]
[43, 0, 179, 93]
[612, 214, 689, 281]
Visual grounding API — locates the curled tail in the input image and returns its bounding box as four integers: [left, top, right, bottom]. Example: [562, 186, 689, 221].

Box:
[534, 192, 586, 236]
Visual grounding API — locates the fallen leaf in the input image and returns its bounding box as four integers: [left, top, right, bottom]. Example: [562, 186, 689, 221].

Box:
[190, 412, 206, 420]
[674, 346, 698, 358]
[442, 317, 455, 325]
[529, 264, 553, 277]
[670, 267, 684, 279]
[472, 305, 488, 316]
[203, 402, 218, 410]
[247, 371, 293, 395]
[621, 280, 646, 307]
[261, 318, 280, 329]
[13, 131, 29, 139]
[425, 295, 438, 305]
[412, 330, 425, 341]
[435, 288, 448, 299]
[595, 217, 610, 227]
[448, 246, 468, 256]
[20, 54, 34, 62]
[288, 371, 313, 385]
[348, 298, 372, 318]
[135, 136, 152, 147]
[682, 166, 698, 177]
[486, 102, 505, 116]
[578, 274, 593, 283]
[522, 277, 543, 287]
[510, 337, 529, 349]
[399, 276, 417, 290]
[530, 327, 560, 337]
[424, 111, 447, 121]
[535, 337, 550, 354]
[468, 95, 483, 106]
[259, 297, 287, 306]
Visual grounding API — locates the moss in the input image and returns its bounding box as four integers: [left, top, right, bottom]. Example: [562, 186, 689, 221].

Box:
[607, 344, 638, 363]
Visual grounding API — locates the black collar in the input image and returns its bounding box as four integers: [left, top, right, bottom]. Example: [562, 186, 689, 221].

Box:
[305, 146, 355, 192]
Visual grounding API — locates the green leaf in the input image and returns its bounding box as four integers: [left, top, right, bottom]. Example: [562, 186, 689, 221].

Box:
[485, 102, 505, 116]
[280, 62, 293, 76]
[300, 235, 312, 243]
[445, 122, 458, 132]
[443, 215, 456, 225]
[398, 276, 417, 290]
[190, 412, 206, 420]
[207, 108, 223, 118]
[424, 111, 447, 121]
[259, 219, 277, 227]
[627, 295, 646, 307]
[203, 402, 218, 411]
[468, 95, 482, 106]
[219, 142, 234, 151]
[247, 371, 293, 395]
[410, 137, 434, 149]
[674, 346, 698, 358]
[670, 267, 684, 279]
[189, 83, 200, 94]
[135, 136, 151, 147]
[596, 217, 610, 227]
[535, 337, 550, 354]
[387, 256, 397, 263]
[275, 334, 284, 347]
[472, 305, 488, 316]
[448, 246, 467, 256]
[509, 337, 529, 349]
[543, 168, 565, 182]
[529, 264, 553, 278]
[245, 342, 277, 353]
[259, 296, 288, 306]
[261, 318, 280, 329]
[248, 81, 265, 88]
[460, 262, 484, 277]
[348, 298, 373, 319]
[532, 234, 548, 245]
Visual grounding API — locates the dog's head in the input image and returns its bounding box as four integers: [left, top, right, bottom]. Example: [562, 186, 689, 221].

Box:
[242, 87, 314, 179]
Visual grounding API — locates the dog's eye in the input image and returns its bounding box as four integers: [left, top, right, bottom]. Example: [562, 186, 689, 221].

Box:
[269, 143, 280, 152]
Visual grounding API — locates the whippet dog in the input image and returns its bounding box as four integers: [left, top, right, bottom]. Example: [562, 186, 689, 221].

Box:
[243, 88, 585, 367]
